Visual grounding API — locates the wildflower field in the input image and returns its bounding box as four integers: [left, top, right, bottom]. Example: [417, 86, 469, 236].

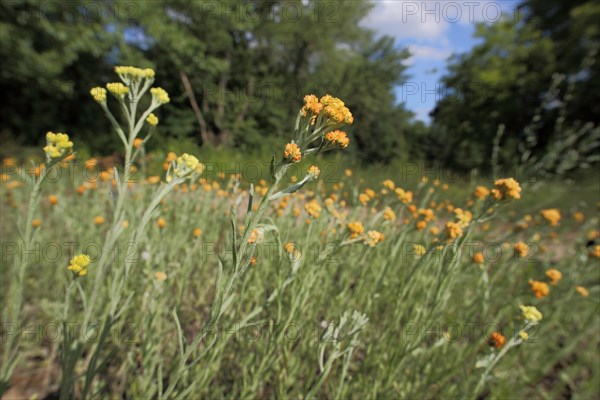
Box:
[1, 66, 599, 399]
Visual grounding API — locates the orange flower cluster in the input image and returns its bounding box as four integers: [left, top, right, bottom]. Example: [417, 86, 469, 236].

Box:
[540, 209, 561, 226]
[305, 199, 322, 218]
[473, 186, 490, 199]
[529, 280, 549, 298]
[445, 222, 463, 240]
[347, 221, 365, 239]
[324, 130, 350, 148]
[284, 143, 302, 162]
[489, 332, 506, 349]
[365, 230, 385, 247]
[491, 178, 522, 200]
[320, 95, 354, 125]
[545, 268, 562, 285]
[301, 95, 323, 124]
[514, 242, 529, 257]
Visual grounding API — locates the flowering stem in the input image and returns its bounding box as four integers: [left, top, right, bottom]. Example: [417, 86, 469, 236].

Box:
[1, 159, 59, 388]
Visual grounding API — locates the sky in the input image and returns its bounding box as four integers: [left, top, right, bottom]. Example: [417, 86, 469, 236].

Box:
[363, 0, 522, 123]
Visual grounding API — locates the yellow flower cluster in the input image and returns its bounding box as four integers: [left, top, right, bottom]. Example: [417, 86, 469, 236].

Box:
[114, 66, 155, 80]
[150, 87, 170, 104]
[540, 209, 561, 226]
[284, 142, 302, 162]
[305, 199, 322, 218]
[44, 132, 73, 159]
[167, 153, 204, 182]
[320, 94, 354, 125]
[106, 82, 129, 98]
[348, 221, 365, 239]
[324, 130, 350, 148]
[520, 305, 543, 322]
[365, 230, 385, 247]
[514, 241, 529, 257]
[546, 268, 562, 285]
[146, 113, 159, 126]
[395, 187, 413, 204]
[301, 95, 323, 124]
[307, 165, 320, 179]
[67, 254, 91, 277]
[445, 222, 463, 240]
[491, 178, 522, 200]
[413, 244, 426, 256]
[90, 87, 107, 103]
[473, 185, 490, 199]
[453, 208, 472, 228]
[383, 206, 396, 221]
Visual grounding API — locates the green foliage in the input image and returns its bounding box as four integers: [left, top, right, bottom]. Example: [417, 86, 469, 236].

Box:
[1, 0, 418, 163]
[431, 1, 600, 175]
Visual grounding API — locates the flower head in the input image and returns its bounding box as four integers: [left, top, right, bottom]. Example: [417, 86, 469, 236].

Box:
[284, 143, 302, 162]
[474, 186, 490, 199]
[301, 94, 323, 124]
[395, 187, 413, 204]
[445, 221, 463, 240]
[413, 244, 426, 256]
[167, 153, 204, 182]
[540, 209, 561, 226]
[472, 252, 485, 264]
[347, 221, 365, 239]
[529, 280, 549, 298]
[324, 130, 350, 148]
[106, 82, 129, 99]
[133, 138, 144, 148]
[150, 87, 170, 104]
[383, 206, 396, 221]
[307, 165, 320, 180]
[575, 286, 589, 297]
[519, 331, 529, 341]
[514, 242, 529, 258]
[67, 254, 92, 277]
[365, 230, 385, 247]
[491, 178, 521, 200]
[146, 113, 159, 126]
[90, 87, 107, 103]
[545, 269, 562, 285]
[44, 132, 73, 160]
[320, 95, 353, 125]
[247, 228, 263, 244]
[114, 66, 155, 83]
[489, 332, 505, 349]
[591, 245, 600, 259]
[454, 208, 472, 228]
[520, 305, 543, 322]
[305, 199, 322, 218]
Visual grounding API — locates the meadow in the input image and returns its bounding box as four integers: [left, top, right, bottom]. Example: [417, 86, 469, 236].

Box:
[1, 66, 599, 399]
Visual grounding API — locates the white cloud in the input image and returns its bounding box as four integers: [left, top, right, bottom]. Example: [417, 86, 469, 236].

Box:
[363, 1, 449, 40]
[406, 45, 453, 65]
[363, 1, 521, 39]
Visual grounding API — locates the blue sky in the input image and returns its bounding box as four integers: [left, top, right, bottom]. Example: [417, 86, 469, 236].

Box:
[363, 1, 521, 123]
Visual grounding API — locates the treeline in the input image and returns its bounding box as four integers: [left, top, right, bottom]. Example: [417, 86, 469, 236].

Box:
[1, 0, 598, 175]
[429, 0, 600, 176]
[0, 0, 421, 164]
